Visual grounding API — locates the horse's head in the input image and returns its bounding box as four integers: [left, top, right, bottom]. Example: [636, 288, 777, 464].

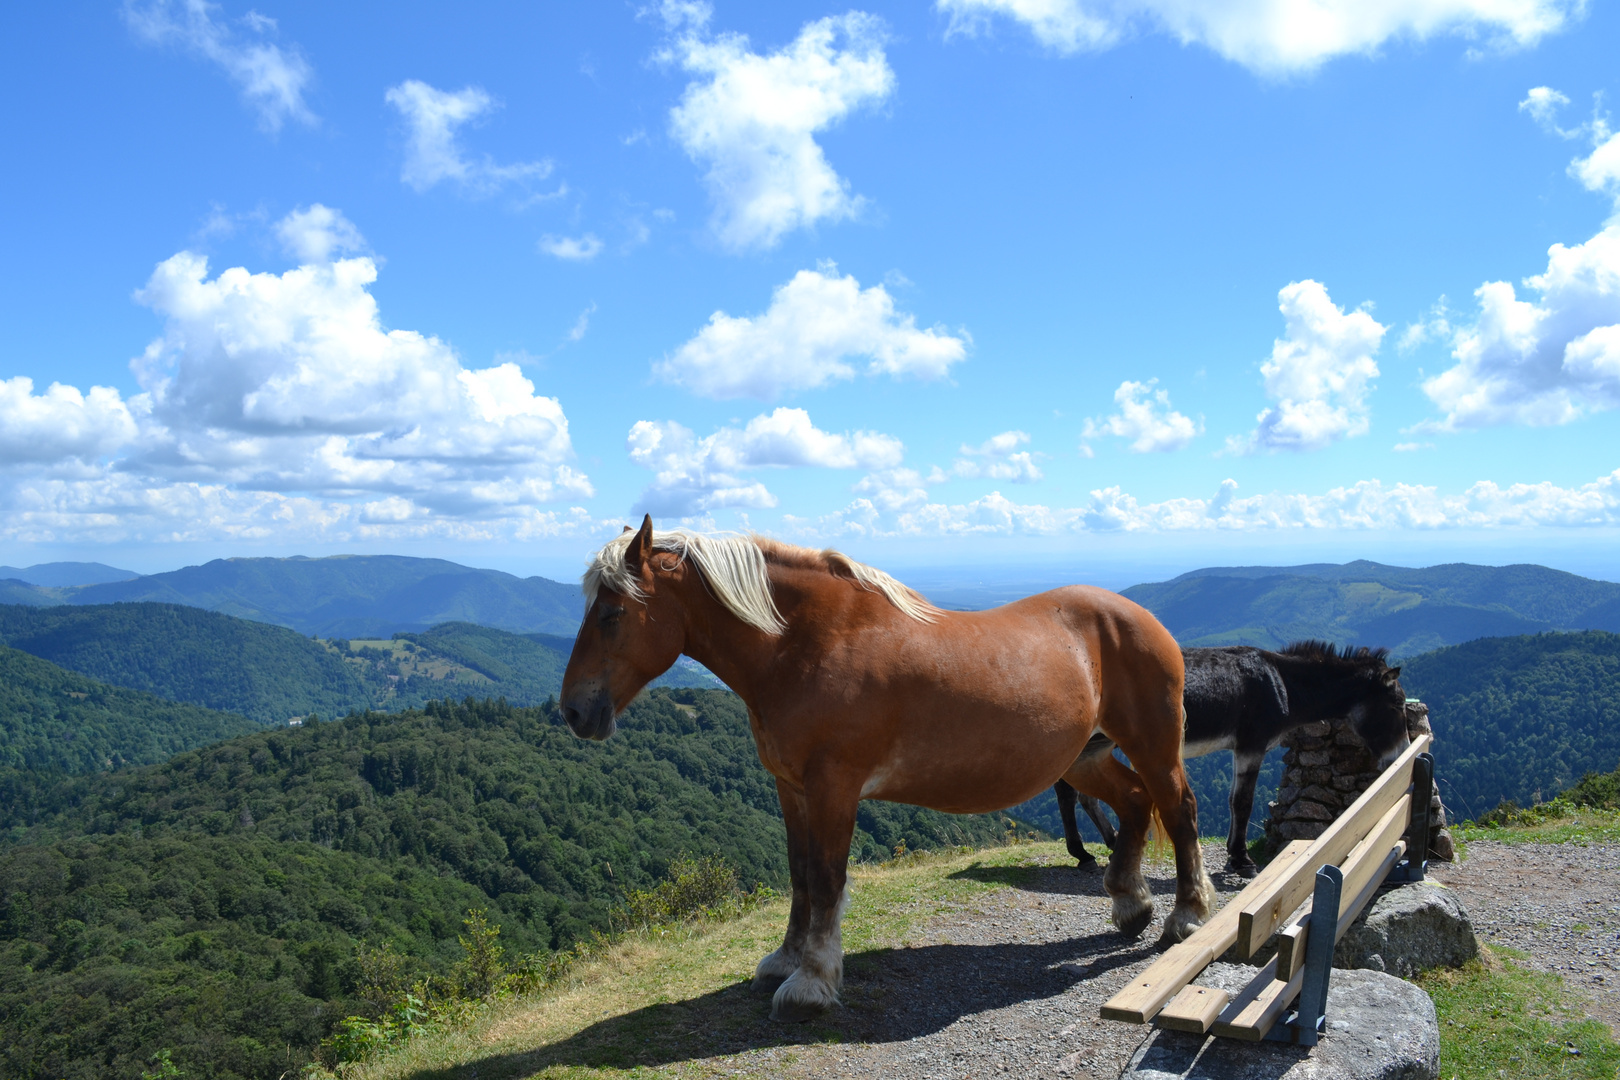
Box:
[560, 515, 688, 741]
[1348, 657, 1409, 769]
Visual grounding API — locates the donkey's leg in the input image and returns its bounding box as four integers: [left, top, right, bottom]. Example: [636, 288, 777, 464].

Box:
[1065, 756, 1155, 937]
[1129, 748, 1215, 944]
[772, 788, 859, 1022]
[1080, 792, 1119, 850]
[1225, 750, 1265, 877]
[1054, 780, 1097, 868]
[755, 781, 811, 992]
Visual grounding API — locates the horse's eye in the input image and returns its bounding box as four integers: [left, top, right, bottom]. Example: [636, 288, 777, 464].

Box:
[598, 605, 626, 628]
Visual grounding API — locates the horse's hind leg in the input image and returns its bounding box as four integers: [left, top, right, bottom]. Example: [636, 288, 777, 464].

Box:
[1129, 744, 1215, 944]
[1064, 755, 1155, 937]
[1054, 781, 1097, 868]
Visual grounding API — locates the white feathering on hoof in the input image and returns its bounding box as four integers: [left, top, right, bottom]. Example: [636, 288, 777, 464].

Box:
[753, 947, 800, 986]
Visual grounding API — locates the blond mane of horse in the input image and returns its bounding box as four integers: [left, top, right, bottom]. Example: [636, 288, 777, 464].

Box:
[583, 530, 939, 636]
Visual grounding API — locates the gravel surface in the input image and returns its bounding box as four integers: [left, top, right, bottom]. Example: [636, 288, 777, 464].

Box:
[1429, 838, 1620, 1036]
[765, 842, 1244, 1080]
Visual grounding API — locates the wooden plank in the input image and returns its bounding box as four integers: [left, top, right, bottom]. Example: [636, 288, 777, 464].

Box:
[1235, 733, 1430, 957]
[1157, 984, 1232, 1033]
[1277, 831, 1408, 981]
[1211, 965, 1306, 1042]
[1099, 839, 1314, 1023]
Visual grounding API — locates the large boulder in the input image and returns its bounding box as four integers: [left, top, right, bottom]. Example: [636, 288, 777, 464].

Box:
[1335, 883, 1477, 977]
[1120, 965, 1439, 1080]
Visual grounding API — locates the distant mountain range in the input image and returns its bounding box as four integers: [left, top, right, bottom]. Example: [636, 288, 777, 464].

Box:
[1120, 560, 1620, 657]
[0, 554, 584, 637]
[0, 561, 139, 587]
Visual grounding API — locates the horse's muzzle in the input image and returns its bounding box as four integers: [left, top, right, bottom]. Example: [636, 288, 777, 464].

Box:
[562, 688, 617, 741]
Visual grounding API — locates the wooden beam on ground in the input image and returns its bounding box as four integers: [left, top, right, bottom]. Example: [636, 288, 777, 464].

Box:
[1100, 839, 1314, 1024]
[1235, 734, 1430, 957]
[1156, 984, 1233, 1033]
[1211, 961, 1306, 1042]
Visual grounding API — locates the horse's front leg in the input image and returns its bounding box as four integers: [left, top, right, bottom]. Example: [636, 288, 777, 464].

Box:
[770, 782, 859, 1022]
[1226, 750, 1265, 877]
[754, 779, 811, 992]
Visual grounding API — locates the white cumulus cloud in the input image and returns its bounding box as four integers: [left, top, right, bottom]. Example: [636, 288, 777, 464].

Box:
[1230, 281, 1385, 453]
[656, 267, 968, 400]
[932, 431, 1044, 482]
[125, 0, 316, 132]
[384, 79, 553, 195]
[539, 234, 605, 261]
[1420, 222, 1620, 428]
[1083, 379, 1200, 453]
[275, 203, 365, 263]
[937, 0, 1576, 74]
[663, 8, 894, 250]
[1519, 86, 1580, 138]
[794, 469, 1620, 539]
[628, 407, 904, 517]
[0, 378, 140, 467]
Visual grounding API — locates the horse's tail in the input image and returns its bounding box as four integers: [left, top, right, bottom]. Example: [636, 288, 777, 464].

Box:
[1145, 803, 1174, 864]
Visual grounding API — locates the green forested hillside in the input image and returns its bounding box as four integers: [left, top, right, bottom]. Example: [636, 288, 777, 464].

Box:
[1401, 631, 1620, 820]
[398, 622, 722, 697]
[0, 603, 719, 723]
[0, 690, 1020, 1080]
[1123, 560, 1620, 657]
[0, 645, 262, 773]
[0, 603, 376, 723]
[67, 554, 582, 637]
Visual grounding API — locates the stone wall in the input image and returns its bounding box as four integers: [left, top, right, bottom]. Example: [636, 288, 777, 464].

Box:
[1263, 701, 1455, 861]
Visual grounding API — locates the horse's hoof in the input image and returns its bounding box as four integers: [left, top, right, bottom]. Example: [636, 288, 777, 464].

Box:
[1115, 907, 1153, 938]
[770, 971, 839, 1022]
[1227, 861, 1259, 879]
[1074, 853, 1098, 870]
[770, 995, 831, 1022]
[751, 973, 787, 995]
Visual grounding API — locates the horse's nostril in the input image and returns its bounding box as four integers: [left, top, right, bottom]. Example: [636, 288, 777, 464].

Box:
[563, 705, 581, 729]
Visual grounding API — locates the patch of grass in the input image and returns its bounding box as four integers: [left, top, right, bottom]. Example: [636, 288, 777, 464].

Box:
[1416, 946, 1620, 1080]
[1455, 806, 1620, 847]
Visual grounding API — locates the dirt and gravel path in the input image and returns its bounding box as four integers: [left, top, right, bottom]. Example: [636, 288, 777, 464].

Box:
[759, 842, 1247, 1080]
[1429, 839, 1620, 1036]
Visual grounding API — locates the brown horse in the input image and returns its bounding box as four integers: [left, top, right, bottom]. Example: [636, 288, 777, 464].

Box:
[561, 518, 1213, 1021]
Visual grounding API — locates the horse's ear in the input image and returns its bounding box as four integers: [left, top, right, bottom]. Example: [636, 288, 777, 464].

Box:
[1384, 666, 1401, 684]
[621, 525, 633, 534]
[626, 514, 655, 573]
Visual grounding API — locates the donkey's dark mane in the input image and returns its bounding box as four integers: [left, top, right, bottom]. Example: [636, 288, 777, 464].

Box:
[1278, 639, 1391, 667]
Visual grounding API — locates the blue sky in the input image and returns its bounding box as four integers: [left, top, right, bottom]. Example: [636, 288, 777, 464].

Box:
[3, 0, 1620, 583]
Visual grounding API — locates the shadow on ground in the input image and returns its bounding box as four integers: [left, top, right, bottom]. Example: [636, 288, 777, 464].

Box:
[397, 932, 1157, 1079]
[948, 856, 1257, 899]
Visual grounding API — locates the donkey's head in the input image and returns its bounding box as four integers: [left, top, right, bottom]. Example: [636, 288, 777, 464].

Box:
[1347, 652, 1409, 768]
[560, 516, 689, 741]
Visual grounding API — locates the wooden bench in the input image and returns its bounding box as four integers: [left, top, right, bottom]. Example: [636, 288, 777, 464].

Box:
[1100, 734, 1436, 1046]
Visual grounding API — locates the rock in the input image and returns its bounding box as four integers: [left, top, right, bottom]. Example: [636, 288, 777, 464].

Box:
[1296, 750, 1332, 767]
[1120, 967, 1439, 1080]
[1286, 800, 1335, 823]
[1429, 833, 1455, 862]
[1335, 883, 1476, 977]
[1298, 785, 1340, 804]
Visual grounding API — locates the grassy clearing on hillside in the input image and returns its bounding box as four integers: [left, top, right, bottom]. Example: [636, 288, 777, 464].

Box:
[317, 841, 1066, 1080]
[1455, 807, 1620, 847]
[1416, 946, 1620, 1080]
